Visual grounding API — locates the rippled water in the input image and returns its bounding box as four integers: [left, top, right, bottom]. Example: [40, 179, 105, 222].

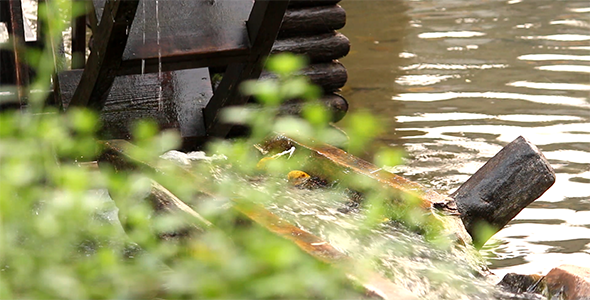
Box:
[340, 0, 590, 278]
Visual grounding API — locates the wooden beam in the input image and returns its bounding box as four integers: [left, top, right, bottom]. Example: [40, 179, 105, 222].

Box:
[68, 0, 139, 110]
[71, 0, 88, 69]
[203, 0, 290, 139]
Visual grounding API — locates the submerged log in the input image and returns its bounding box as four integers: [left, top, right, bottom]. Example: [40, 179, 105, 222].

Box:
[279, 5, 346, 38]
[271, 32, 350, 63]
[261, 61, 348, 93]
[450, 136, 555, 247]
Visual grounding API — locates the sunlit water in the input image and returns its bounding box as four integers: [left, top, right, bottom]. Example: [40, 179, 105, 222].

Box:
[339, 0, 590, 278]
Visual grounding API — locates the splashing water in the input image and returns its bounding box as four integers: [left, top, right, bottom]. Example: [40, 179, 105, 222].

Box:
[262, 186, 497, 300]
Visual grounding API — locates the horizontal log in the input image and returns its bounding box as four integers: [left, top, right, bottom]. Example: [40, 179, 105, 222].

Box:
[271, 32, 350, 63]
[279, 93, 348, 122]
[450, 136, 555, 247]
[288, 0, 341, 8]
[261, 61, 348, 93]
[279, 5, 346, 38]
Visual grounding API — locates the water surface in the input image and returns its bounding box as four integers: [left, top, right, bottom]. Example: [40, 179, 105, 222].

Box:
[340, 0, 590, 278]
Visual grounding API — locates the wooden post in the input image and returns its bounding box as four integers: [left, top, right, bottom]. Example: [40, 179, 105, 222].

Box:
[71, 0, 88, 69]
[5, 0, 30, 106]
[450, 136, 556, 247]
[203, 0, 290, 139]
[67, 0, 139, 110]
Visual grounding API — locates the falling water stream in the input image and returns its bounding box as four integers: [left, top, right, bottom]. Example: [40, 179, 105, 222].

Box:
[155, 0, 163, 111]
[141, 0, 146, 76]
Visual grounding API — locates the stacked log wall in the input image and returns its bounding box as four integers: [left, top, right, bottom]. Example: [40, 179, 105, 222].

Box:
[269, 0, 350, 122]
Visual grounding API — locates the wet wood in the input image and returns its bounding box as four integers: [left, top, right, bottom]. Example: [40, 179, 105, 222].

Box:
[203, 0, 290, 139]
[92, 0, 254, 75]
[71, 0, 87, 69]
[272, 32, 350, 63]
[261, 135, 473, 245]
[279, 5, 346, 38]
[146, 180, 212, 238]
[68, 0, 139, 110]
[3, 0, 30, 106]
[288, 0, 341, 8]
[99, 139, 418, 300]
[450, 136, 555, 247]
[57, 68, 212, 141]
[261, 61, 348, 93]
[263, 136, 455, 208]
[279, 93, 348, 122]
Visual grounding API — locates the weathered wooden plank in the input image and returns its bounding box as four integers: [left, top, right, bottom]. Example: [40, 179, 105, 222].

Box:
[92, 0, 253, 75]
[68, 0, 139, 110]
[272, 32, 350, 63]
[261, 61, 348, 93]
[450, 136, 555, 247]
[279, 5, 346, 38]
[58, 68, 212, 140]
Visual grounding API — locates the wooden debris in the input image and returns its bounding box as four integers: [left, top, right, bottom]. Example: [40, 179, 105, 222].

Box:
[450, 136, 555, 247]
